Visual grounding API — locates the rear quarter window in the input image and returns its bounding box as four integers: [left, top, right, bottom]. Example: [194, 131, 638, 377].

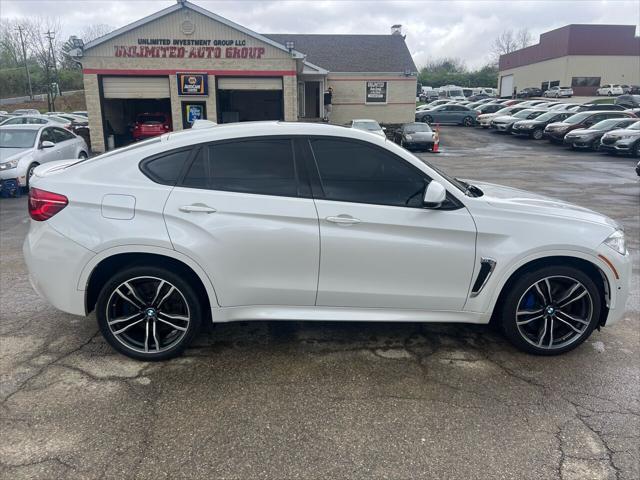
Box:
[140, 148, 193, 186]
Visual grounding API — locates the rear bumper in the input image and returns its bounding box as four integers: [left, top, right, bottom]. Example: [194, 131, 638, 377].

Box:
[23, 221, 95, 316]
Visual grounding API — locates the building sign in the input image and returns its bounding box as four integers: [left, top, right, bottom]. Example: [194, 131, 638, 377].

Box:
[186, 104, 204, 124]
[114, 39, 266, 59]
[177, 73, 208, 96]
[366, 81, 387, 104]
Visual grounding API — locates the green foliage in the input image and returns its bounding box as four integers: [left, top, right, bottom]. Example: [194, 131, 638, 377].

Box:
[418, 58, 498, 88]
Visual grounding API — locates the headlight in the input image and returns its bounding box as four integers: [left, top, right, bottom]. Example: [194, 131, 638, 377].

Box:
[603, 229, 626, 255]
[619, 135, 634, 140]
[405, 135, 413, 140]
[0, 159, 19, 171]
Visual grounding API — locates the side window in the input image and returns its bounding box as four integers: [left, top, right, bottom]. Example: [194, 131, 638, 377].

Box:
[6, 117, 22, 125]
[181, 139, 298, 197]
[309, 138, 427, 207]
[52, 128, 75, 142]
[141, 148, 193, 186]
[40, 128, 55, 143]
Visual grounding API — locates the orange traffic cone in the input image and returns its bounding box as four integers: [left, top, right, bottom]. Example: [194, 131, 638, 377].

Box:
[432, 124, 440, 153]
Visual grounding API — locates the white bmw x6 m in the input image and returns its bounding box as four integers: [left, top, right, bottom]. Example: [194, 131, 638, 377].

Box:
[24, 122, 630, 360]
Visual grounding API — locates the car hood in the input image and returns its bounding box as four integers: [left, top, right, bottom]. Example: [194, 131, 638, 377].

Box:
[0, 147, 31, 162]
[565, 128, 600, 136]
[514, 119, 543, 126]
[492, 115, 517, 123]
[603, 128, 640, 138]
[545, 121, 572, 129]
[471, 181, 618, 228]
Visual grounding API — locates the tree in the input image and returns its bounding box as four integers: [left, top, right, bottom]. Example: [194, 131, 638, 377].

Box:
[61, 24, 115, 69]
[0, 19, 23, 68]
[492, 28, 533, 61]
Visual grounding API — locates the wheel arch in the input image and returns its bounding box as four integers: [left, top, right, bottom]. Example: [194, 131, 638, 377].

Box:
[489, 255, 611, 327]
[81, 247, 219, 318]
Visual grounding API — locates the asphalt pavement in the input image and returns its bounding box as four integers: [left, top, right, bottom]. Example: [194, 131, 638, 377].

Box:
[1, 126, 638, 480]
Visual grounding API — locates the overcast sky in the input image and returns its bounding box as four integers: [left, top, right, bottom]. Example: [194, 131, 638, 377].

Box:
[2, 0, 639, 69]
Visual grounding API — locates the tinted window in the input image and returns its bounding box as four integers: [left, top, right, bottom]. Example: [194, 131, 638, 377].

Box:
[181, 139, 298, 197]
[52, 128, 75, 142]
[40, 128, 55, 143]
[143, 149, 192, 185]
[310, 138, 426, 207]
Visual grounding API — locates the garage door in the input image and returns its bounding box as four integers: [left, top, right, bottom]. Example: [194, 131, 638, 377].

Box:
[217, 77, 283, 91]
[500, 75, 514, 98]
[102, 76, 170, 99]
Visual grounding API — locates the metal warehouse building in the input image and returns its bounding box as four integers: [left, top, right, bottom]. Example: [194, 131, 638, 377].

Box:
[73, 0, 417, 152]
[498, 24, 640, 98]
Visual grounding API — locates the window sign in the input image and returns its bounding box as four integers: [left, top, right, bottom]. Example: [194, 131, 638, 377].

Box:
[177, 73, 208, 96]
[366, 81, 387, 104]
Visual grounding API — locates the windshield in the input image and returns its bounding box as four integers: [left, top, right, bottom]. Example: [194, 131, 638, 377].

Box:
[0, 129, 37, 148]
[627, 121, 640, 130]
[535, 111, 562, 122]
[513, 109, 537, 119]
[564, 112, 591, 124]
[138, 115, 166, 124]
[404, 124, 432, 133]
[445, 89, 464, 97]
[353, 121, 380, 131]
[588, 119, 625, 130]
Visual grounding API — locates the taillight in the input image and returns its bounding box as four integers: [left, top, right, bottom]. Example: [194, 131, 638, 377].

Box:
[28, 188, 68, 221]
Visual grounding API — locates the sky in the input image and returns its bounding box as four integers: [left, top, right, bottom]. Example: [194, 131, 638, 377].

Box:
[2, 0, 639, 69]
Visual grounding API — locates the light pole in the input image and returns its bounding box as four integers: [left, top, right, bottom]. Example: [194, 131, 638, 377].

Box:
[15, 25, 33, 100]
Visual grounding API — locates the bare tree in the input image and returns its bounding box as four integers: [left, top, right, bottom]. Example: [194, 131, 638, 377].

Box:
[492, 28, 533, 61]
[81, 24, 115, 43]
[0, 19, 24, 67]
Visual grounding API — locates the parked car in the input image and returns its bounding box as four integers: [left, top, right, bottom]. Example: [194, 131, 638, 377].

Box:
[597, 84, 624, 96]
[490, 109, 546, 133]
[393, 122, 435, 150]
[500, 99, 523, 106]
[516, 87, 543, 98]
[415, 104, 477, 126]
[72, 111, 88, 117]
[0, 114, 71, 129]
[0, 114, 13, 123]
[467, 93, 490, 101]
[0, 124, 88, 188]
[548, 103, 580, 112]
[131, 113, 172, 141]
[351, 119, 386, 137]
[575, 103, 626, 112]
[12, 109, 40, 115]
[544, 111, 635, 143]
[0, 110, 7, 115]
[544, 86, 573, 98]
[615, 95, 640, 109]
[517, 100, 548, 108]
[599, 121, 640, 156]
[424, 99, 451, 108]
[54, 113, 91, 149]
[45, 111, 66, 116]
[620, 85, 632, 94]
[563, 118, 638, 151]
[630, 86, 640, 95]
[512, 111, 575, 140]
[477, 106, 528, 128]
[23, 121, 630, 360]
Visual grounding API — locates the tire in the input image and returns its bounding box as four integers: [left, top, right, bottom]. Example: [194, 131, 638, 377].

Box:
[96, 265, 203, 361]
[499, 265, 602, 355]
[25, 162, 39, 189]
[532, 128, 544, 140]
[632, 141, 640, 158]
[78, 151, 88, 159]
[462, 116, 474, 127]
[591, 139, 600, 151]
[424, 115, 433, 124]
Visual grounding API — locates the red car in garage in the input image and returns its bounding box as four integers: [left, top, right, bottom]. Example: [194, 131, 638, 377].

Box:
[131, 113, 172, 141]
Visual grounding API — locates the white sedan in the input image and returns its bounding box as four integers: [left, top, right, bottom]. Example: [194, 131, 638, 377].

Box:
[0, 124, 88, 188]
[350, 119, 386, 137]
[23, 122, 630, 360]
[597, 84, 624, 96]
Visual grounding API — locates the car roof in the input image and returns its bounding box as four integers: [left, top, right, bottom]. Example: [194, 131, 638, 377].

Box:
[0, 124, 45, 131]
[352, 119, 379, 123]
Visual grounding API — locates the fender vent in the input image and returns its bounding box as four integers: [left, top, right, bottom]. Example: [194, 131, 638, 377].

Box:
[470, 257, 496, 297]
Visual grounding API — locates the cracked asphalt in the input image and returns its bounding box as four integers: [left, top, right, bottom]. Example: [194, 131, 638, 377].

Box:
[1, 126, 638, 479]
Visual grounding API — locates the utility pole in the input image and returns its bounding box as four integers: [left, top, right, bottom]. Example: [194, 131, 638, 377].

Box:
[15, 25, 33, 100]
[44, 29, 59, 110]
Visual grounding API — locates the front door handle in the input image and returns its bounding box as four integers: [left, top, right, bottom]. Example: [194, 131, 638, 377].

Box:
[179, 204, 217, 214]
[326, 215, 361, 225]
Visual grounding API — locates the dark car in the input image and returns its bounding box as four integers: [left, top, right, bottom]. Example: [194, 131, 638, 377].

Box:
[516, 87, 543, 98]
[512, 111, 575, 139]
[131, 112, 172, 141]
[600, 121, 640, 156]
[544, 111, 636, 143]
[474, 103, 505, 114]
[490, 109, 546, 133]
[575, 103, 626, 112]
[56, 113, 91, 149]
[468, 93, 490, 101]
[615, 95, 640, 109]
[415, 104, 477, 126]
[393, 122, 436, 151]
[563, 117, 638, 150]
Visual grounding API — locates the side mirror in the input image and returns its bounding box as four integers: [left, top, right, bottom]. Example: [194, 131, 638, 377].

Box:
[423, 181, 447, 209]
[40, 140, 55, 149]
[382, 127, 387, 131]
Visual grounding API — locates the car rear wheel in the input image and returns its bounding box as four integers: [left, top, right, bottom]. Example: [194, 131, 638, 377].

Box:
[531, 128, 544, 140]
[423, 115, 433, 124]
[500, 266, 601, 355]
[462, 116, 474, 127]
[96, 266, 202, 360]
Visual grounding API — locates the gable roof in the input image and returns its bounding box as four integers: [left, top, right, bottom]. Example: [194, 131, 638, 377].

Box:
[83, 0, 304, 58]
[264, 34, 417, 73]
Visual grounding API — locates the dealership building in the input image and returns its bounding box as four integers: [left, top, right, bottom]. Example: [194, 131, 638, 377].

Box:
[498, 24, 640, 98]
[73, 0, 417, 152]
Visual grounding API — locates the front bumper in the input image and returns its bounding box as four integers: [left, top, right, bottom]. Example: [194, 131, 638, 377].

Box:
[596, 244, 632, 326]
[404, 141, 434, 150]
[544, 130, 568, 141]
[23, 221, 95, 316]
[599, 142, 633, 153]
[491, 123, 512, 132]
[564, 136, 593, 148]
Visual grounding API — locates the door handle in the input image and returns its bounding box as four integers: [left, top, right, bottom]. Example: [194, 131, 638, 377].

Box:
[326, 215, 361, 225]
[179, 204, 217, 214]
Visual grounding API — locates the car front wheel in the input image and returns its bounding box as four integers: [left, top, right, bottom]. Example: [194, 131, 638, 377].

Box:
[25, 162, 39, 189]
[531, 128, 544, 140]
[462, 116, 474, 127]
[500, 266, 601, 355]
[96, 266, 203, 360]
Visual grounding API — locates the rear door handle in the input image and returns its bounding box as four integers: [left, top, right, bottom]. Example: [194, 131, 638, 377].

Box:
[179, 204, 217, 214]
[326, 215, 361, 225]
